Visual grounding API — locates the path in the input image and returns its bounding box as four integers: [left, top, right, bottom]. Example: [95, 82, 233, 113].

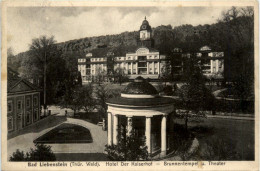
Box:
[212, 88, 227, 97]
[7, 115, 107, 160]
[47, 117, 107, 154]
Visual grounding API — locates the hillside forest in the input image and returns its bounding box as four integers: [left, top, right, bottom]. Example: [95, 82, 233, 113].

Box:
[7, 7, 254, 104]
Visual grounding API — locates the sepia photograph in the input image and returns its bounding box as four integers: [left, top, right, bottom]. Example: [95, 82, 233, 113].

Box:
[1, 1, 258, 170]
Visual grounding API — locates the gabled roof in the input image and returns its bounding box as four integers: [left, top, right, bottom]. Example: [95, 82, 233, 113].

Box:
[8, 67, 41, 94]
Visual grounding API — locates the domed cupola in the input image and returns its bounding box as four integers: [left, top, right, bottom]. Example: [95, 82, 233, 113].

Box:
[106, 76, 174, 106]
[140, 16, 152, 31]
[121, 76, 158, 98]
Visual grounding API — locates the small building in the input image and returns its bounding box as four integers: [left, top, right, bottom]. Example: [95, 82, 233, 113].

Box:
[197, 46, 224, 79]
[7, 68, 41, 134]
[106, 76, 175, 156]
[169, 46, 224, 80]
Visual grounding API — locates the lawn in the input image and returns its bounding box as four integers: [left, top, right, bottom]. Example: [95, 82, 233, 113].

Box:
[175, 118, 255, 160]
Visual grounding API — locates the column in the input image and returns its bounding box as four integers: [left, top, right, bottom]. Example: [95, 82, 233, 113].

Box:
[152, 62, 155, 74]
[113, 114, 119, 145]
[126, 63, 129, 75]
[216, 60, 219, 73]
[31, 94, 34, 123]
[158, 62, 160, 75]
[136, 63, 138, 75]
[161, 115, 167, 156]
[145, 116, 152, 154]
[127, 116, 133, 136]
[210, 60, 213, 74]
[146, 62, 149, 75]
[131, 62, 133, 74]
[107, 113, 113, 145]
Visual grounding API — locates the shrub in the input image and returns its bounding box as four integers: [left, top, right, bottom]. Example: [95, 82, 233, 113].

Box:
[9, 144, 56, 161]
[105, 131, 148, 161]
[196, 137, 241, 160]
[163, 85, 173, 96]
[9, 150, 28, 161]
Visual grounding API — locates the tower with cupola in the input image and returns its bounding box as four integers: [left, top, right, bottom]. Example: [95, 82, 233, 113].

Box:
[137, 17, 154, 48]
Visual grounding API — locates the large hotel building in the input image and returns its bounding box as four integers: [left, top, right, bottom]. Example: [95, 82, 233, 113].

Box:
[78, 18, 224, 82]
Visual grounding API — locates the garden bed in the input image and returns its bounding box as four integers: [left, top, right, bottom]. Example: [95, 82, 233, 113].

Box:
[33, 123, 93, 144]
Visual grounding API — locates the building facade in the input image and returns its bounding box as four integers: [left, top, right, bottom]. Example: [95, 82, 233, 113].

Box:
[77, 18, 224, 82]
[169, 46, 224, 80]
[78, 17, 167, 82]
[7, 68, 41, 134]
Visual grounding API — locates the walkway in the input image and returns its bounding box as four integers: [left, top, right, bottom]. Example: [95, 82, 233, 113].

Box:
[212, 88, 227, 97]
[7, 115, 107, 160]
[48, 118, 107, 154]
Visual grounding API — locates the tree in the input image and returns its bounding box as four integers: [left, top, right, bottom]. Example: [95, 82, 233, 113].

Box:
[10, 144, 56, 161]
[59, 85, 83, 116]
[105, 130, 148, 161]
[7, 47, 20, 71]
[176, 58, 215, 131]
[94, 66, 106, 85]
[220, 7, 254, 99]
[77, 71, 82, 86]
[28, 36, 57, 114]
[113, 67, 128, 85]
[95, 84, 121, 119]
[159, 65, 171, 86]
[79, 84, 95, 113]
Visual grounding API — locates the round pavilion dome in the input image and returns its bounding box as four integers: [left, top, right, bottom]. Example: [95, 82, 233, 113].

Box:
[121, 76, 158, 96]
[107, 76, 175, 107]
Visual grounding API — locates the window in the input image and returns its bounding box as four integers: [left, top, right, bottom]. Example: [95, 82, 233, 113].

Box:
[8, 101, 13, 112]
[149, 67, 153, 74]
[8, 117, 13, 131]
[138, 56, 146, 61]
[17, 101, 22, 110]
[154, 62, 158, 74]
[26, 112, 30, 124]
[34, 109, 38, 121]
[26, 98, 30, 107]
[34, 97, 38, 106]
[138, 62, 147, 67]
[17, 113, 22, 120]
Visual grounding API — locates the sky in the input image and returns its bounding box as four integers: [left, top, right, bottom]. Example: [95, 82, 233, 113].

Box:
[7, 6, 231, 55]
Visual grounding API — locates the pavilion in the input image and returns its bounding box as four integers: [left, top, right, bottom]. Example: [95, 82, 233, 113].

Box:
[106, 76, 175, 156]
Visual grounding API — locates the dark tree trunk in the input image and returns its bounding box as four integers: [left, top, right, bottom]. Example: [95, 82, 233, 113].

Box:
[185, 115, 188, 131]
